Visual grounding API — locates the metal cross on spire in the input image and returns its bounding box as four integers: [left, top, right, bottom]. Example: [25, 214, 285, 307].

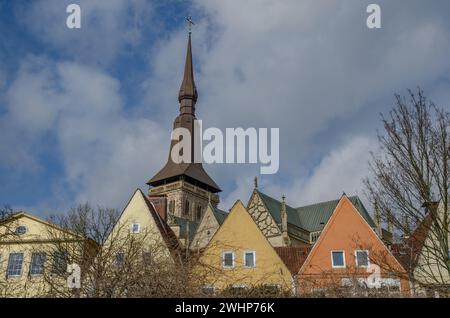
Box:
[186, 16, 195, 33]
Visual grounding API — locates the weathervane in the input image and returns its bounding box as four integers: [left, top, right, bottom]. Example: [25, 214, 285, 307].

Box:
[186, 16, 195, 33]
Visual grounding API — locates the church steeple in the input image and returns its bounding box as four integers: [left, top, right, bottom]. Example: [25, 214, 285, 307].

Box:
[178, 32, 198, 107]
[147, 29, 221, 194]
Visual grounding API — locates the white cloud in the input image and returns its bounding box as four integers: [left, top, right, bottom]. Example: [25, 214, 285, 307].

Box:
[18, 0, 153, 65]
[4, 0, 450, 215]
[3, 57, 167, 211]
[250, 136, 375, 208]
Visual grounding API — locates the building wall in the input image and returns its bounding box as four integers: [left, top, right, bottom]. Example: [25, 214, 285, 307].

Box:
[298, 196, 410, 296]
[0, 215, 87, 297]
[104, 189, 174, 264]
[247, 192, 282, 244]
[191, 205, 220, 250]
[149, 180, 219, 223]
[413, 201, 450, 289]
[194, 201, 294, 293]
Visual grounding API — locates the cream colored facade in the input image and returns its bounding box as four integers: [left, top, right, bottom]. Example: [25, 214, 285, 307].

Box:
[0, 213, 91, 297]
[191, 204, 224, 250]
[413, 201, 450, 291]
[104, 189, 179, 264]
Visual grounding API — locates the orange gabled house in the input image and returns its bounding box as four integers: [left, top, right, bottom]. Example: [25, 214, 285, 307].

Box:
[297, 194, 410, 296]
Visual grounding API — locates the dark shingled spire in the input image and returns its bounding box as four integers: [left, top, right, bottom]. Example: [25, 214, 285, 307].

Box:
[178, 32, 198, 104]
[148, 32, 221, 193]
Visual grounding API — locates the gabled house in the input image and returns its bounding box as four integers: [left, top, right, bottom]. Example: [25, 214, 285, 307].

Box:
[191, 203, 228, 251]
[247, 188, 380, 247]
[194, 201, 296, 294]
[297, 194, 409, 296]
[0, 212, 97, 297]
[394, 200, 450, 296]
[104, 189, 183, 266]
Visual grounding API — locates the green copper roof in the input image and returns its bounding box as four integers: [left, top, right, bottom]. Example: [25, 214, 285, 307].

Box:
[257, 191, 302, 227]
[212, 207, 228, 225]
[173, 216, 199, 241]
[256, 190, 375, 233]
[296, 196, 375, 232]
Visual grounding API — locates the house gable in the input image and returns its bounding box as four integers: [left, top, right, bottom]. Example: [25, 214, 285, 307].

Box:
[247, 190, 282, 239]
[106, 189, 181, 262]
[196, 200, 293, 291]
[191, 204, 227, 250]
[298, 195, 408, 292]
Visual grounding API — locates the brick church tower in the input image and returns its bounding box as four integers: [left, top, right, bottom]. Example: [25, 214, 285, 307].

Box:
[147, 31, 221, 225]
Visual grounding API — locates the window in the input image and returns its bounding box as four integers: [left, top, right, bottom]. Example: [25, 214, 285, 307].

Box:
[184, 200, 190, 217]
[52, 251, 68, 275]
[201, 285, 215, 296]
[131, 223, 141, 234]
[7, 253, 24, 277]
[30, 252, 47, 276]
[15, 226, 27, 235]
[355, 250, 369, 267]
[244, 251, 256, 268]
[222, 251, 235, 269]
[169, 200, 175, 214]
[115, 252, 125, 267]
[142, 252, 152, 265]
[331, 251, 346, 268]
[196, 205, 203, 221]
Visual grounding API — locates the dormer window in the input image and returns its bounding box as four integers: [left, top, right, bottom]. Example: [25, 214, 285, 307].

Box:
[131, 223, 141, 234]
[15, 226, 27, 235]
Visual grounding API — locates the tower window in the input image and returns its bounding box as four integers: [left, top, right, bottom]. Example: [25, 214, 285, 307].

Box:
[169, 200, 175, 214]
[196, 205, 202, 221]
[184, 200, 190, 217]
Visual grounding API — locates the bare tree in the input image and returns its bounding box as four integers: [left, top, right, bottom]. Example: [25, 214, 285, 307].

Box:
[365, 88, 450, 295]
[42, 203, 207, 298]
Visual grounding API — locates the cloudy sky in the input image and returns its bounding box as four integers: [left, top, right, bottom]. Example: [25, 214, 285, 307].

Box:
[1, 0, 449, 217]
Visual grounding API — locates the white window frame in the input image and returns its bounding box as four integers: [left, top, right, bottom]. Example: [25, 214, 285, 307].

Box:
[355, 250, 370, 268]
[29, 252, 47, 276]
[243, 250, 256, 268]
[232, 284, 247, 289]
[131, 223, 141, 234]
[331, 250, 346, 268]
[222, 251, 235, 269]
[7, 252, 24, 278]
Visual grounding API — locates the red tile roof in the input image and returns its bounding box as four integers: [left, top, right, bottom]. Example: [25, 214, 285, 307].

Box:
[392, 213, 433, 272]
[274, 246, 311, 275]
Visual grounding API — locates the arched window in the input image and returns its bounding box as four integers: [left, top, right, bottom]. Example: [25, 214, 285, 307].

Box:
[169, 200, 175, 214]
[184, 200, 190, 217]
[196, 205, 202, 221]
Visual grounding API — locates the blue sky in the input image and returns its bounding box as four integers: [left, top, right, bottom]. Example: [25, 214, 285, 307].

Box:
[1, 0, 450, 217]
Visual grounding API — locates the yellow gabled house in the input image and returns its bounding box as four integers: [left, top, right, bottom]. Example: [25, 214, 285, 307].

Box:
[104, 189, 183, 266]
[0, 212, 96, 297]
[194, 200, 298, 294]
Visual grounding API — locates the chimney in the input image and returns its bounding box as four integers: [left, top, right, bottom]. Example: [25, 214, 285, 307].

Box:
[374, 202, 382, 237]
[387, 209, 394, 234]
[148, 195, 167, 222]
[281, 195, 291, 246]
